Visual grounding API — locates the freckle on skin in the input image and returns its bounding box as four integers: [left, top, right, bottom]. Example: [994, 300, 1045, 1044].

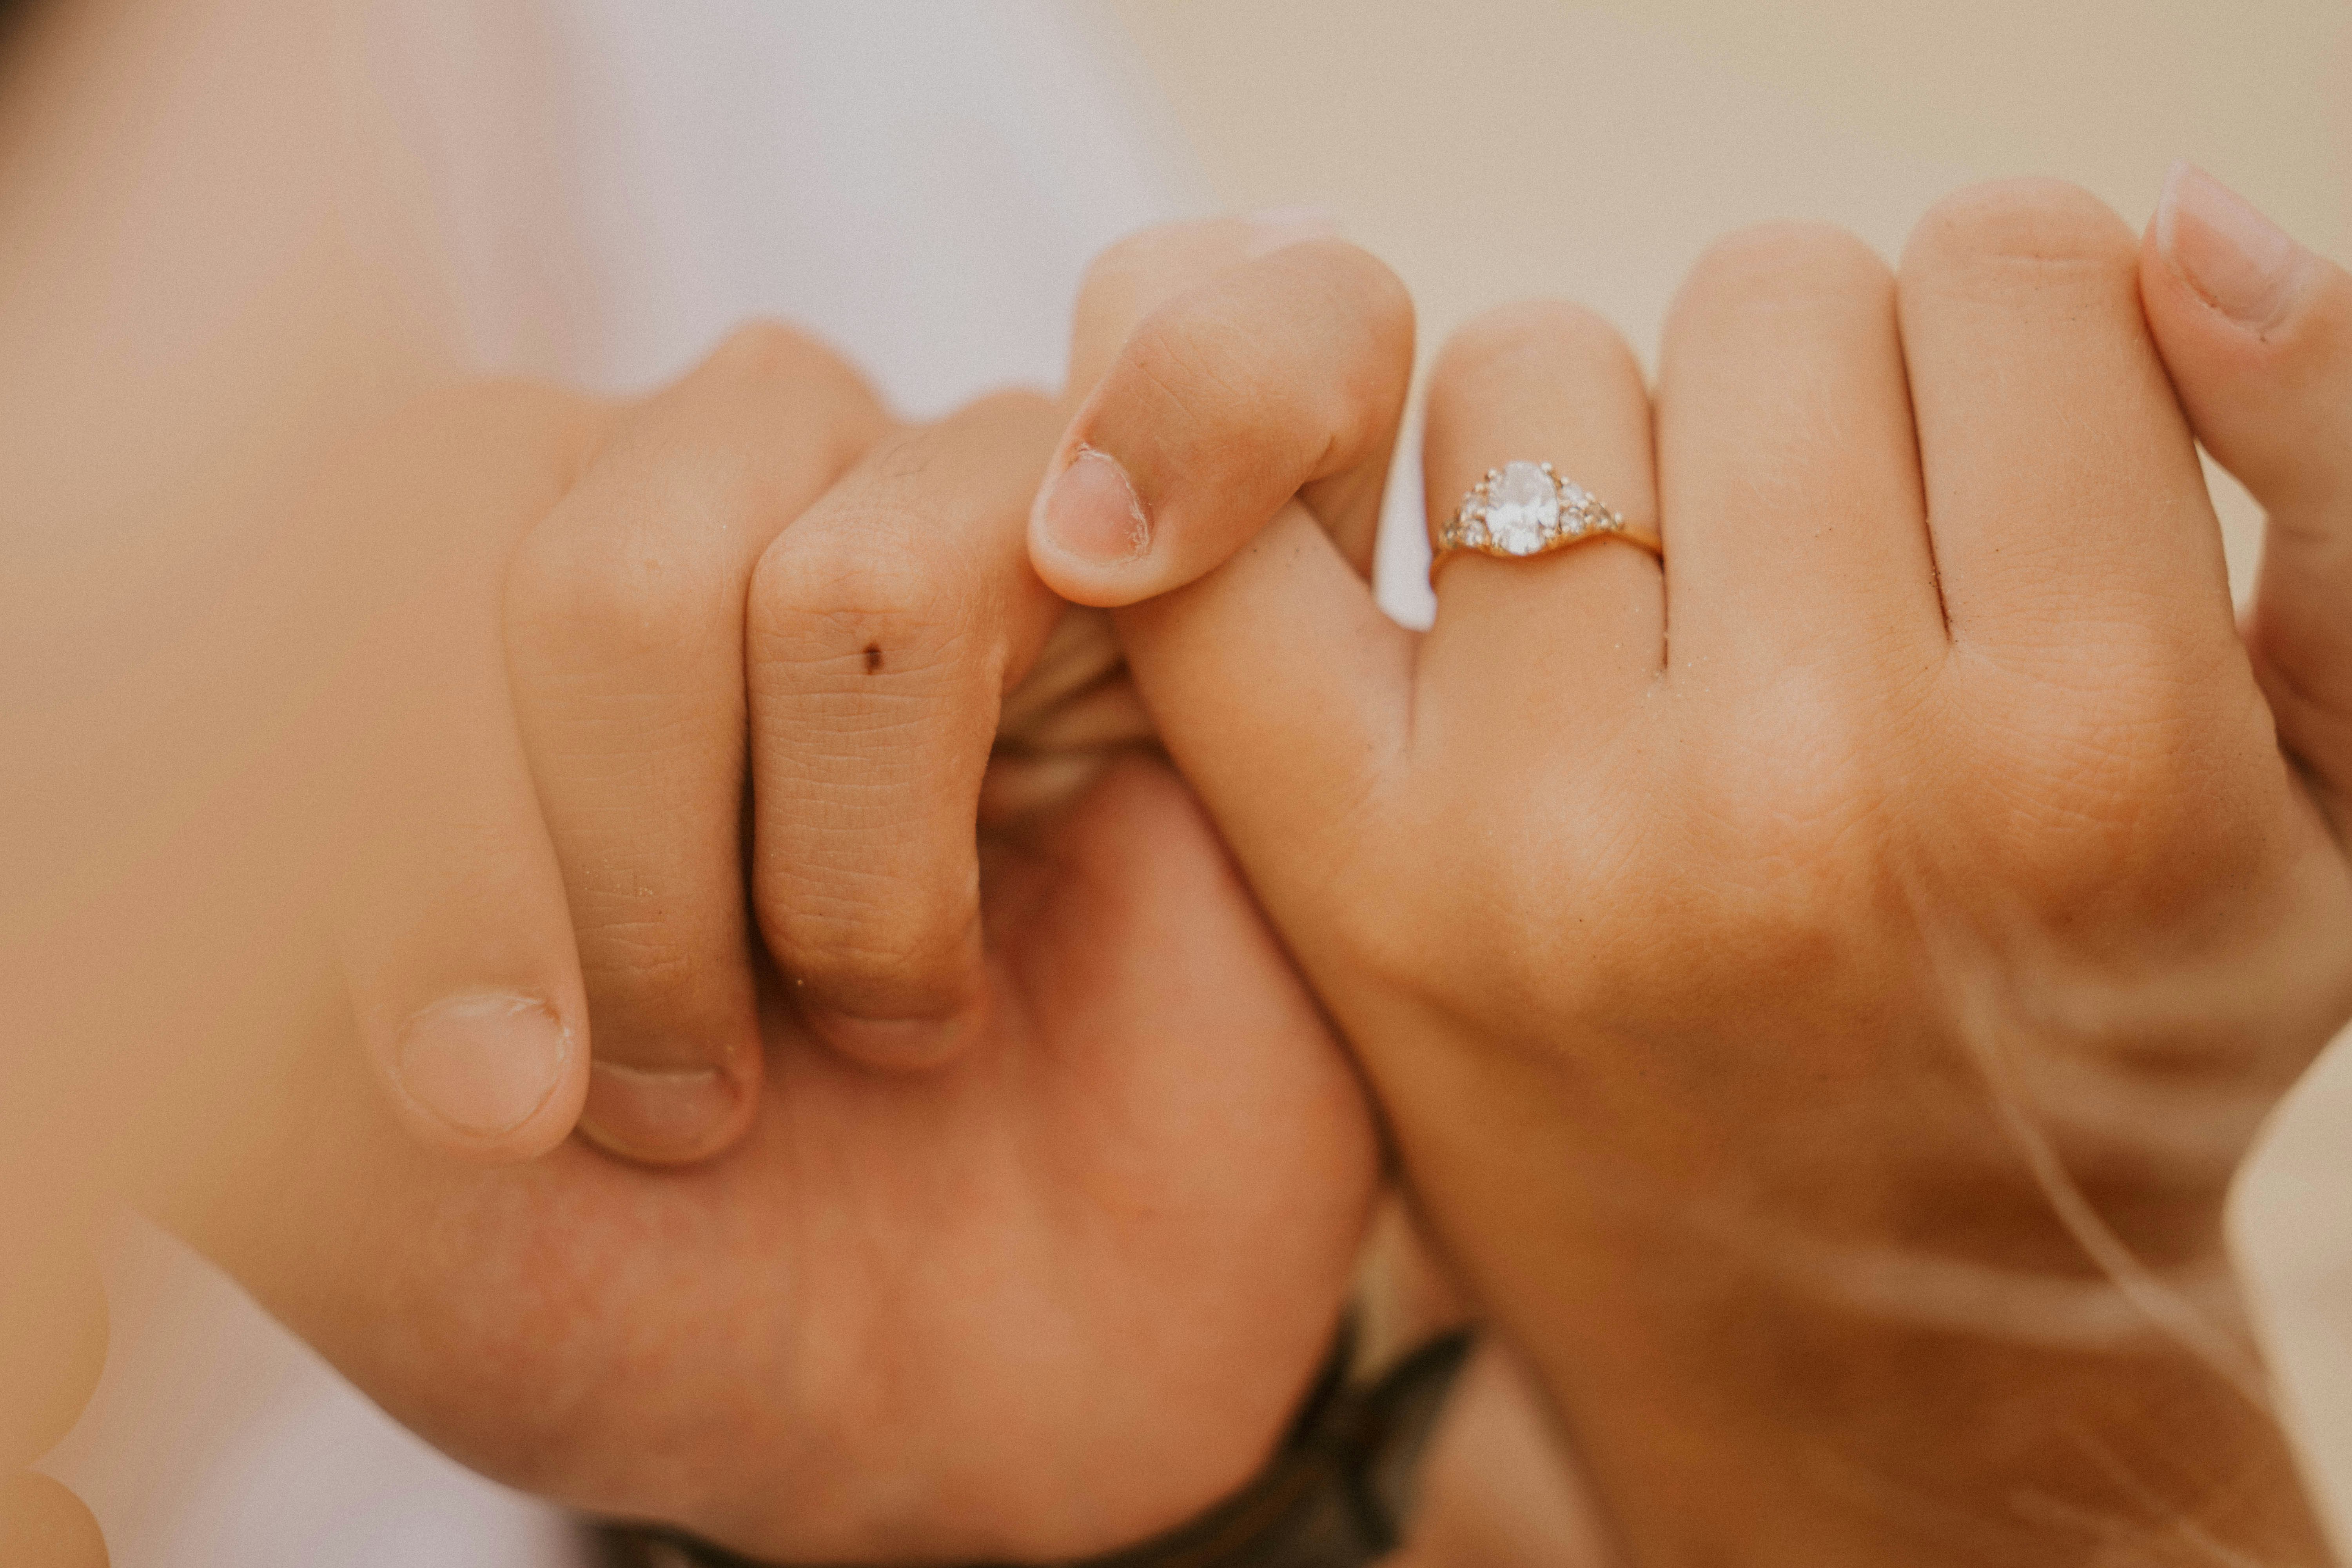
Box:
[864, 643, 883, 673]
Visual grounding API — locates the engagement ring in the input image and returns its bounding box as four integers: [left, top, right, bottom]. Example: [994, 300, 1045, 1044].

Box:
[1431, 461, 1659, 582]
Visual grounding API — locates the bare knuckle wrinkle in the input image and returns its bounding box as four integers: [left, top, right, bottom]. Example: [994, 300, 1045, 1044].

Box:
[694, 320, 884, 465]
[510, 522, 737, 668]
[709, 319, 845, 386]
[752, 529, 984, 682]
[579, 933, 706, 1013]
[1442, 300, 1624, 382]
[763, 880, 975, 1005]
[1904, 178, 2136, 304]
[1961, 670, 2252, 907]
[1679, 221, 1886, 315]
[1127, 312, 1277, 430]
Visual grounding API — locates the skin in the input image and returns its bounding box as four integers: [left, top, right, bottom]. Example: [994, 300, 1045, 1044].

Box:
[0, 1229, 106, 1566]
[178, 350, 1379, 1563]
[5, 0, 2344, 1554]
[0, 0, 1383, 1548]
[1042, 181, 2352, 1565]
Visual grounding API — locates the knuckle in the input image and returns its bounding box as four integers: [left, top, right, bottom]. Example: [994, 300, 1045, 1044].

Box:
[1432, 299, 1637, 412]
[1121, 306, 1279, 428]
[1675, 221, 1889, 322]
[1082, 238, 1410, 483]
[1288, 239, 1415, 354]
[749, 515, 984, 693]
[1182, 243, 1415, 459]
[1902, 178, 2136, 303]
[579, 921, 708, 1017]
[1114, 303, 1339, 484]
[759, 867, 974, 1007]
[507, 507, 739, 669]
[1967, 650, 2251, 902]
[706, 318, 849, 386]
[693, 319, 886, 452]
[1075, 221, 1239, 332]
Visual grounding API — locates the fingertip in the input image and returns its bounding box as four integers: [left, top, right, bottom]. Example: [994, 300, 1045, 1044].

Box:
[1042, 235, 1415, 610]
[376, 992, 585, 1162]
[2149, 161, 2326, 341]
[1028, 443, 1161, 608]
[2140, 164, 2352, 503]
[574, 1042, 762, 1166]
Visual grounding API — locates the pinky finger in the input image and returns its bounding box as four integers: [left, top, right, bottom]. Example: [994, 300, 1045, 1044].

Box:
[2141, 163, 2352, 827]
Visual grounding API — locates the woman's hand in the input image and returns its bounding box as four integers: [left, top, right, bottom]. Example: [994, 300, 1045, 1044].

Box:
[178, 327, 1378, 1562]
[1048, 185, 2352, 1565]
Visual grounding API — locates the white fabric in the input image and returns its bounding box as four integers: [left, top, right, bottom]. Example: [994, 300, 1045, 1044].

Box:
[432, 0, 1197, 412]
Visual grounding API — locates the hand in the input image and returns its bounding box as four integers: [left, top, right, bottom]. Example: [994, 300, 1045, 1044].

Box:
[185, 330, 1378, 1561]
[1045, 183, 2352, 1564]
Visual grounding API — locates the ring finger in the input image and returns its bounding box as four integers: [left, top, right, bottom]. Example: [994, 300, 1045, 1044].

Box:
[1419, 301, 1664, 738]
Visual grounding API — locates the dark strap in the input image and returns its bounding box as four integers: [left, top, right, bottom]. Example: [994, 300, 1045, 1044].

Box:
[594, 1326, 1476, 1568]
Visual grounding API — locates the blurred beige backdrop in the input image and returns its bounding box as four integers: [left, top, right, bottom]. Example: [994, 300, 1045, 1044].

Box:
[1114, 0, 2352, 1546]
[1114, 0, 2348, 605]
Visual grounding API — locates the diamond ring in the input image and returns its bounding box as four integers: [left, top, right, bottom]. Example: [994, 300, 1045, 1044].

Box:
[1430, 461, 1660, 583]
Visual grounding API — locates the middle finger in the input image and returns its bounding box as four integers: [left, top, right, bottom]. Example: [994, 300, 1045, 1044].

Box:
[1654, 223, 1943, 680]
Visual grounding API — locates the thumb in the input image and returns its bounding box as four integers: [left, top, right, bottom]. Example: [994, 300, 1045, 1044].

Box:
[1040, 218, 1419, 919]
[1033, 218, 1414, 606]
[2141, 162, 2352, 827]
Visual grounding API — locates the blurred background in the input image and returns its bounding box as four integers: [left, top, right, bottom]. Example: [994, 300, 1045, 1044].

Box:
[9, 1, 2350, 1562]
[1112, 0, 2351, 615]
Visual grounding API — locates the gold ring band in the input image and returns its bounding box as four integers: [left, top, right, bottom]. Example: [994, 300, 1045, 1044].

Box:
[1429, 461, 1659, 584]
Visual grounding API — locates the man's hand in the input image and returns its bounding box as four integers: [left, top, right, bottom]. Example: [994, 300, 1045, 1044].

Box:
[174, 328, 1379, 1562]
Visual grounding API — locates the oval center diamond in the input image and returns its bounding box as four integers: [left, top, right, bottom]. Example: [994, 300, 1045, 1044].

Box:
[1483, 462, 1557, 555]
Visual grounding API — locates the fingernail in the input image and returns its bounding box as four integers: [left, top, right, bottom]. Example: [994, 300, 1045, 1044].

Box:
[577, 1059, 747, 1165]
[394, 993, 570, 1140]
[1033, 445, 1150, 566]
[802, 1006, 978, 1071]
[1245, 204, 1341, 258]
[2157, 161, 2316, 332]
